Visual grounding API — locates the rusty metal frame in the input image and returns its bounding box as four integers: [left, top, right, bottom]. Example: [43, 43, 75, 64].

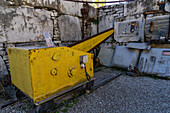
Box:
[63, 0, 137, 4]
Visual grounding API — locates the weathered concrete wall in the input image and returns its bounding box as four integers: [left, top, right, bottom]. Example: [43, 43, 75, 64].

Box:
[124, 0, 159, 19]
[0, 5, 53, 43]
[138, 48, 170, 77]
[145, 15, 170, 41]
[98, 5, 124, 33]
[111, 46, 140, 69]
[165, 0, 170, 12]
[0, 55, 8, 79]
[114, 18, 145, 42]
[1, 0, 58, 10]
[59, 1, 97, 18]
[59, 0, 83, 17]
[98, 4, 124, 42]
[98, 46, 115, 67]
[58, 15, 82, 41]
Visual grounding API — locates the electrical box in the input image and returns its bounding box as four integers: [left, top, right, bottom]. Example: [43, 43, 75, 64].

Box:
[80, 55, 88, 63]
[8, 47, 94, 104]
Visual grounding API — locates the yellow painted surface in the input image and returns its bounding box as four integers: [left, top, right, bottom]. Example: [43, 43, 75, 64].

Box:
[71, 29, 114, 52]
[92, 0, 105, 8]
[8, 47, 94, 103]
[8, 48, 33, 98]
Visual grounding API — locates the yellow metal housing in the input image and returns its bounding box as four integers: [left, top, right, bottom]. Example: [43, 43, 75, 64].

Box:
[8, 47, 94, 104]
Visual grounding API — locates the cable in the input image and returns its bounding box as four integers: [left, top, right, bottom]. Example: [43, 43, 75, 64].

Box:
[84, 64, 91, 81]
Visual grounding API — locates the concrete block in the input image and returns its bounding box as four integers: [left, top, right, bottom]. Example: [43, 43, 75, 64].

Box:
[59, 0, 83, 17]
[138, 48, 170, 78]
[2, 0, 58, 10]
[91, 23, 97, 36]
[0, 56, 8, 79]
[99, 15, 114, 33]
[0, 51, 6, 56]
[112, 46, 140, 69]
[0, 6, 53, 43]
[3, 55, 8, 61]
[145, 15, 170, 41]
[58, 15, 81, 41]
[165, 0, 170, 12]
[114, 18, 144, 42]
[98, 47, 115, 67]
[124, 0, 159, 17]
[127, 43, 151, 50]
[0, 43, 3, 47]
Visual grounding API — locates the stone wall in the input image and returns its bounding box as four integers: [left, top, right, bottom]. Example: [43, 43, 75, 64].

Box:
[0, 6, 53, 43]
[98, 4, 124, 42]
[98, 0, 160, 35]
[58, 15, 82, 41]
[124, 0, 159, 20]
[98, 4, 124, 33]
[98, 0, 169, 44]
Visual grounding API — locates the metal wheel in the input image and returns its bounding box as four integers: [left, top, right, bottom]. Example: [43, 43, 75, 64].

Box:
[35, 100, 54, 113]
[2, 74, 11, 87]
[16, 89, 25, 99]
[86, 80, 94, 90]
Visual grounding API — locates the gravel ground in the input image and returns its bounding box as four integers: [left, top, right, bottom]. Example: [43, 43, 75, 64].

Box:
[0, 68, 170, 113]
[66, 69, 170, 113]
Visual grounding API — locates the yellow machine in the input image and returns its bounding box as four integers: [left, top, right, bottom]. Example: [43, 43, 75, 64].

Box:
[7, 28, 114, 105]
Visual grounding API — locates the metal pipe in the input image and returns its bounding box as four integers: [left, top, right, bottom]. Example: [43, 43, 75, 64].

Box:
[64, 0, 137, 4]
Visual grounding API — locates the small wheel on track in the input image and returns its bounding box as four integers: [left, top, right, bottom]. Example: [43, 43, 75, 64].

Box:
[16, 89, 25, 100]
[35, 100, 54, 113]
[1, 74, 11, 87]
[86, 80, 94, 90]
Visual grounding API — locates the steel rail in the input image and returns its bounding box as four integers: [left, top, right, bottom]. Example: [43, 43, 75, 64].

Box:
[52, 73, 122, 113]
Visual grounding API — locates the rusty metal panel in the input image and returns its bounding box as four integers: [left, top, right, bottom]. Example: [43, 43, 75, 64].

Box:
[114, 18, 144, 42]
[138, 48, 170, 77]
[111, 46, 140, 69]
[145, 15, 170, 41]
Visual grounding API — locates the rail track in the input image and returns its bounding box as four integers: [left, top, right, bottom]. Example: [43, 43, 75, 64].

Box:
[51, 73, 122, 113]
[0, 69, 122, 113]
[35, 71, 122, 113]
